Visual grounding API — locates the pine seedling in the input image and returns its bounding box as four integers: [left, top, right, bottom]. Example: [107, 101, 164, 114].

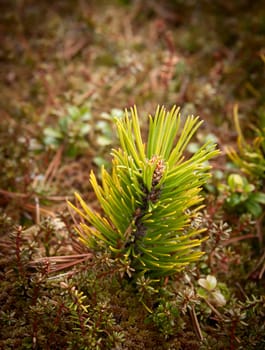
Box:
[226, 105, 265, 180]
[69, 105, 219, 278]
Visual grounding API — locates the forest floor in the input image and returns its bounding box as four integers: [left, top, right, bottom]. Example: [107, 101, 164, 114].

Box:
[0, 1, 265, 349]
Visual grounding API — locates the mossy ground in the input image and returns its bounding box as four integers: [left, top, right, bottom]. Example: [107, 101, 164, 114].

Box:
[0, 1, 265, 349]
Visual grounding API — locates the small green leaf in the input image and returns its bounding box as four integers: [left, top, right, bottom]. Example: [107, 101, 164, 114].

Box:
[97, 135, 112, 146]
[245, 200, 262, 217]
[228, 174, 245, 192]
[251, 192, 265, 204]
[197, 287, 208, 298]
[80, 124, 91, 136]
[43, 127, 62, 139]
[226, 193, 242, 207]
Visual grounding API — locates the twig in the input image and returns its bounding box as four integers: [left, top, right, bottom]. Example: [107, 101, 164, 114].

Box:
[204, 299, 223, 320]
[248, 249, 265, 280]
[256, 214, 264, 246]
[35, 196, 40, 225]
[0, 189, 30, 199]
[29, 253, 93, 274]
[43, 145, 64, 185]
[189, 304, 204, 341]
[15, 226, 24, 277]
[24, 203, 56, 218]
[222, 233, 257, 246]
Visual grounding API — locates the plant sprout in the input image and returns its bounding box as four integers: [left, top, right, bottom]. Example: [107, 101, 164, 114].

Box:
[69, 105, 219, 278]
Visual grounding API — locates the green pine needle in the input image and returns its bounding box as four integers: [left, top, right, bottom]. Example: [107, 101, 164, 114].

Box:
[68, 105, 219, 278]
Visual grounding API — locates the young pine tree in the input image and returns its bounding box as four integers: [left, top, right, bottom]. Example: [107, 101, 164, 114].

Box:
[69, 105, 219, 278]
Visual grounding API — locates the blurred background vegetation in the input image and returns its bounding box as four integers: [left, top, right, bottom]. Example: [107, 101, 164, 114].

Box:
[0, 1, 264, 349]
